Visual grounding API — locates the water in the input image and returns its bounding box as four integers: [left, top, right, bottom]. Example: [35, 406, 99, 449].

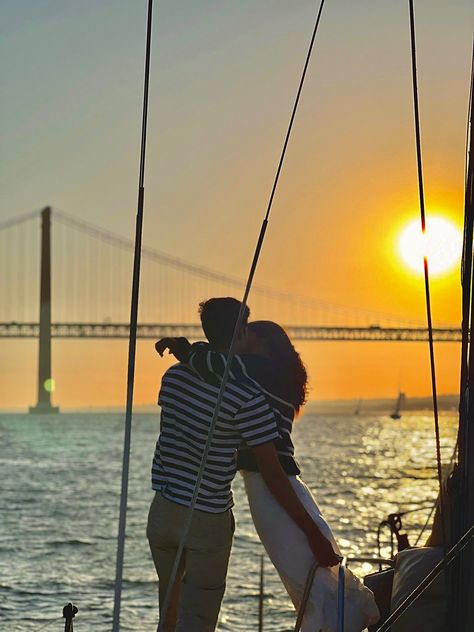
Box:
[0, 408, 457, 631]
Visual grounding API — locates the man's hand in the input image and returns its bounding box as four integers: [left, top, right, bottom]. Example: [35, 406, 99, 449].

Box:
[155, 337, 175, 356]
[155, 337, 191, 362]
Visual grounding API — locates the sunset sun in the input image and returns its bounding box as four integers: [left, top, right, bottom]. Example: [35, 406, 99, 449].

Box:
[398, 216, 462, 276]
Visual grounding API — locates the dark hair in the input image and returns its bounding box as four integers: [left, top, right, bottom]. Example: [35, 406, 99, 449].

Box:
[248, 321, 308, 412]
[199, 297, 250, 349]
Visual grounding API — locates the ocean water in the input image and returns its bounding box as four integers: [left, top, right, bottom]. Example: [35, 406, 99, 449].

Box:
[0, 408, 457, 631]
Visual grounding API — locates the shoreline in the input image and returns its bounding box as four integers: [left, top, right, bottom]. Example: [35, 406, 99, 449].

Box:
[0, 394, 459, 416]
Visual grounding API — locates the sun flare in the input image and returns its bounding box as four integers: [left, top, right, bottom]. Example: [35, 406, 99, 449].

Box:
[398, 216, 462, 276]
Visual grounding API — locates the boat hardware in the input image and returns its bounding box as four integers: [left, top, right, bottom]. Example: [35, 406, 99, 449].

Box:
[337, 558, 346, 632]
[63, 603, 78, 632]
[377, 513, 410, 560]
[374, 522, 474, 632]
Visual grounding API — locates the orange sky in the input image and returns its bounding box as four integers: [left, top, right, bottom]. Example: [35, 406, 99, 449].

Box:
[0, 1, 472, 410]
[0, 335, 462, 411]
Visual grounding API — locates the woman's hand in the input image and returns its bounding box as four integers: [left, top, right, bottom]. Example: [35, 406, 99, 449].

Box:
[253, 443, 342, 569]
[306, 528, 341, 567]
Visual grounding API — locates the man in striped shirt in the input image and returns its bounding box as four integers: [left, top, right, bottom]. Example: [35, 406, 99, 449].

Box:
[149, 298, 338, 632]
[148, 298, 280, 631]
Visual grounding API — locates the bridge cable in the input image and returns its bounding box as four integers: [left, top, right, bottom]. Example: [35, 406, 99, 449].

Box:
[53, 208, 458, 328]
[0, 208, 40, 232]
[156, 0, 327, 629]
[408, 0, 447, 553]
[112, 1, 154, 631]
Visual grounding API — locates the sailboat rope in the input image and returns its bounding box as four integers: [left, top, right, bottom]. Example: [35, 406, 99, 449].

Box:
[414, 439, 459, 546]
[156, 1, 327, 630]
[35, 617, 63, 632]
[379, 35, 474, 632]
[112, 2, 154, 631]
[408, 0, 447, 552]
[293, 562, 319, 632]
[112, 1, 456, 630]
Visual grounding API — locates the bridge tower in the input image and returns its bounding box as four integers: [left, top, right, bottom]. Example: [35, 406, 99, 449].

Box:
[30, 207, 59, 414]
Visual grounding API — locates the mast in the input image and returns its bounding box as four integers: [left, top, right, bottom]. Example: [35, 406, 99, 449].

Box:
[453, 40, 474, 632]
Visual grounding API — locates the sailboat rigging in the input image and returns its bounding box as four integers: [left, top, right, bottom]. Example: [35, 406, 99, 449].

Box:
[98, 1, 474, 630]
[450, 35, 474, 632]
[406, 0, 448, 558]
[113, 1, 154, 631]
[153, 0, 331, 630]
[369, 26, 474, 632]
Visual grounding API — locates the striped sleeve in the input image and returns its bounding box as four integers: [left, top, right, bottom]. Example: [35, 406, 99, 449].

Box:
[234, 394, 279, 447]
[188, 344, 246, 383]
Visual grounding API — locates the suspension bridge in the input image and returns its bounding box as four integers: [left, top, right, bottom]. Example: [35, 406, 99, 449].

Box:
[0, 207, 461, 413]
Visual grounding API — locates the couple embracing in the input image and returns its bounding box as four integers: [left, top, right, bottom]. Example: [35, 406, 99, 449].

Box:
[147, 297, 379, 632]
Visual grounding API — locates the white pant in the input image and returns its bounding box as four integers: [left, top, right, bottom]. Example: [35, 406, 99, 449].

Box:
[242, 471, 380, 632]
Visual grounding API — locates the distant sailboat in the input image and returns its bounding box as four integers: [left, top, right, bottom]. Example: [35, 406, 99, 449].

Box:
[390, 392, 405, 420]
[354, 398, 362, 416]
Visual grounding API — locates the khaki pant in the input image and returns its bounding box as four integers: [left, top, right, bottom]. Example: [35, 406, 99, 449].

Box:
[147, 493, 234, 632]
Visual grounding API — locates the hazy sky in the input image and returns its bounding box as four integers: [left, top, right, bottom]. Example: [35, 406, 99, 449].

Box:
[1, 1, 473, 409]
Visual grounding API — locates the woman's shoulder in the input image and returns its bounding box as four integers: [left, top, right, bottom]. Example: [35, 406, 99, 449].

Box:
[239, 355, 295, 412]
[239, 354, 275, 383]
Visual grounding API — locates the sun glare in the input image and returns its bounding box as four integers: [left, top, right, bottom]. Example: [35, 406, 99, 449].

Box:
[398, 216, 462, 276]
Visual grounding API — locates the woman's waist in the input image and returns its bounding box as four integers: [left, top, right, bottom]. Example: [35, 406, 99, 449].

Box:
[237, 448, 300, 475]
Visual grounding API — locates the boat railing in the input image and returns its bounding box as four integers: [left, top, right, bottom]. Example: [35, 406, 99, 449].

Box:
[337, 557, 346, 632]
[294, 554, 393, 632]
[346, 556, 394, 569]
[333, 522, 474, 631]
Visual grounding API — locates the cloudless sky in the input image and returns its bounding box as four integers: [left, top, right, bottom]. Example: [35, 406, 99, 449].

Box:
[1, 1, 473, 409]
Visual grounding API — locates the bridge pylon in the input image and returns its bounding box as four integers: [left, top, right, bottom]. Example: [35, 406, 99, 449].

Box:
[29, 207, 59, 414]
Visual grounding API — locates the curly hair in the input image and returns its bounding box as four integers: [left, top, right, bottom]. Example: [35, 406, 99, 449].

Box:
[248, 320, 308, 411]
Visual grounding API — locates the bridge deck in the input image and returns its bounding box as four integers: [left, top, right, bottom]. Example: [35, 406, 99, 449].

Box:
[0, 322, 462, 342]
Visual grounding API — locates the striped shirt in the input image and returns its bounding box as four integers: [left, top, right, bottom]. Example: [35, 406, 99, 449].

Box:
[152, 363, 279, 513]
[188, 344, 300, 475]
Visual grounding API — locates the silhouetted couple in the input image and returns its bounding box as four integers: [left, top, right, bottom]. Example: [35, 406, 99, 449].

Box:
[147, 297, 379, 632]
